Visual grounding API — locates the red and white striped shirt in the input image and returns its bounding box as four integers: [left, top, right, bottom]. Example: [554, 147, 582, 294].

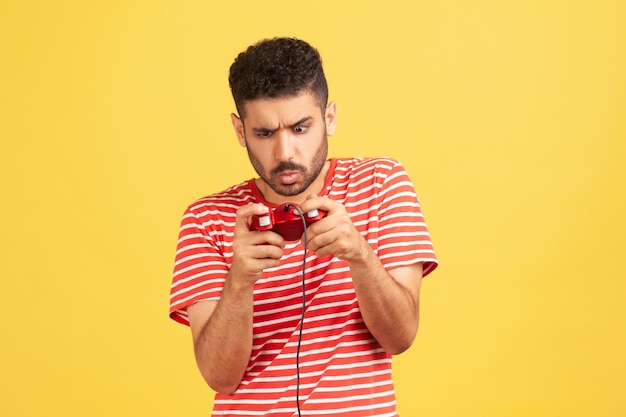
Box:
[170, 157, 438, 416]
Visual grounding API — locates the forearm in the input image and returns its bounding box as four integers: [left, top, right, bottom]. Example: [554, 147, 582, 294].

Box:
[348, 239, 421, 355]
[193, 275, 255, 394]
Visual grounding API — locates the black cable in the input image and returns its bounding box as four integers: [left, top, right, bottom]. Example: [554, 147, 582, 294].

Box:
[288, 204, 308, 417]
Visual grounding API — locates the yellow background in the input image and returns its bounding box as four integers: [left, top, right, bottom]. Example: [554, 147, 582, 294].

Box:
[2, 1, 625, 416]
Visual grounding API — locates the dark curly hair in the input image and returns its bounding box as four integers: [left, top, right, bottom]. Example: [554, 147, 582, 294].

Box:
[228, 37, 328, 118]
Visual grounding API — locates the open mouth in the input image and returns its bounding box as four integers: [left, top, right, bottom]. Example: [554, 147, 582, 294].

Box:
[278, 171, 299, 184]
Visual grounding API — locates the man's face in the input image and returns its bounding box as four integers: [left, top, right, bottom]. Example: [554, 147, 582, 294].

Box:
[231, 92, 337, 202]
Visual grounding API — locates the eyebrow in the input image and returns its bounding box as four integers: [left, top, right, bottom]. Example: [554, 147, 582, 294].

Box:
[252, 116, 314, 134]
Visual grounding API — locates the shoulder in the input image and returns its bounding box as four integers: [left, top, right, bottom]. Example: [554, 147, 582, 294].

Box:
[184, 180, 255, 217]
[333, 157, 406, 179]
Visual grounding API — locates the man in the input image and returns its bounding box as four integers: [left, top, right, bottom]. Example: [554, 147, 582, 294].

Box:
[169, 37, 438, 416]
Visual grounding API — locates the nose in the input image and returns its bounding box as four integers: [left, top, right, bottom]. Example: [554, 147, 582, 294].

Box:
[274, 130, 295, 162]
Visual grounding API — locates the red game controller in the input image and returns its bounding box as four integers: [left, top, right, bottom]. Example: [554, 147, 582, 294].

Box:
[251, 202, 327, 241]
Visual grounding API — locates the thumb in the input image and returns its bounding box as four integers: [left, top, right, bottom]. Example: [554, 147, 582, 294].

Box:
[236, 203, 270, 231]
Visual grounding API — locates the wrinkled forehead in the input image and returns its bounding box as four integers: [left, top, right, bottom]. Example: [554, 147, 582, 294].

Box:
[240, 92, 324, 124]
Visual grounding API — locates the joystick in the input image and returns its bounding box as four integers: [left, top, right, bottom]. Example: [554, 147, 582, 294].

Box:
[251, 203, 326, 241]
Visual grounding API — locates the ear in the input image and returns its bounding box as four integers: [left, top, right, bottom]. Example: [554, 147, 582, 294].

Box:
[231, 113, 246, 147]
[325, 101, 337, 136]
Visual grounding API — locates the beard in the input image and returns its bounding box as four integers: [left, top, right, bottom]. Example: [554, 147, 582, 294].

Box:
[246, 134, 328, 197]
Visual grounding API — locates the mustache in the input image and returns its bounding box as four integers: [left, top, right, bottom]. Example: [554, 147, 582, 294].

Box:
[271, 161, 306, 176]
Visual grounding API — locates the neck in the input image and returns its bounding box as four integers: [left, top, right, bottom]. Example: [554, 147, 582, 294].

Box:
[256, 160, 331, 205]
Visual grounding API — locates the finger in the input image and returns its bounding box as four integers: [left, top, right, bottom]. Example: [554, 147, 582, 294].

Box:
[308, 234, 338, 258]
[238, 203, 270, 220]
[305, 225, 333, 252]
[256, 258, 282, 270]
[300, 194, 320, 208]
[248, 230, 285, 249]
[235, 203, 270, 232]
[231, 233, 284, 278]
[251, 240, 284, 260]
[299, 195, 330, 214]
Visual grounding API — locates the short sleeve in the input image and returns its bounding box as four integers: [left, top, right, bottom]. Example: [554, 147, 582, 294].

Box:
[376, 160, 438, 277]
[168, 205, 230, 326]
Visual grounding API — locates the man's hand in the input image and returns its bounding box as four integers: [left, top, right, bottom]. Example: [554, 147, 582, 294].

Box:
[299, 195, 423, 355]
[187, 203, 285, 394]
[299, 195, 368, 261]
[229, 203, 285, 286]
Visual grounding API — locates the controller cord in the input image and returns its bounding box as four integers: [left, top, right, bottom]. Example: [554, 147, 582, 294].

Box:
[289, 205, 308, 417]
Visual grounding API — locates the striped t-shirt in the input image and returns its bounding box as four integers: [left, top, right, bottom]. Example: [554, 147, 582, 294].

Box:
[169, 157, 438, 416]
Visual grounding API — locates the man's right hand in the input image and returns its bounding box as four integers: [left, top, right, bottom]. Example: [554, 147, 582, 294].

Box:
[186, 203, 285, 394]
[229, 203, 285, 286]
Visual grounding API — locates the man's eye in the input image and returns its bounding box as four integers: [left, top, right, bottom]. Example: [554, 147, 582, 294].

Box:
[257, 131, 272, 138]
[293, 126, 307, 133]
